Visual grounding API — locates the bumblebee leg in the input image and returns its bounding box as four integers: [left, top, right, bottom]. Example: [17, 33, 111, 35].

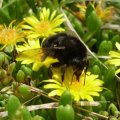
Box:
[73, 60, 89, 83]
[83, 60, 89, 85]
[61, 64, 67, 82]
[48, 64, 53, 79]
[72, 57, 86, 81]
[73, 68, 82, 81]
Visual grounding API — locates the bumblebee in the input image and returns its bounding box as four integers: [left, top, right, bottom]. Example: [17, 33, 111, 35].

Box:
[42, 33, 88, 81]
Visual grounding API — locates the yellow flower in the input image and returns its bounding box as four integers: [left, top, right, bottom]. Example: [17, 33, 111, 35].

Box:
[106, 42, 120, 74]
[22, 7, 65, 39]
[16, 38, 40, 52]
[75, 0, 114, 21]
[75, 3, 87, 21]
[16, 39, 58, 71]
[95, 0, 114, 21]
[44, 66, 104, 101]
[0, 20, 24, 50]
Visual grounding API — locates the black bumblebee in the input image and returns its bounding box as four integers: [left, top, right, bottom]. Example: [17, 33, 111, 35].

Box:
[42, 33, 88, 81]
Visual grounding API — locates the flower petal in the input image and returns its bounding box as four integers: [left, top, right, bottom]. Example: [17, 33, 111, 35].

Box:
[44, 66, 104, 101]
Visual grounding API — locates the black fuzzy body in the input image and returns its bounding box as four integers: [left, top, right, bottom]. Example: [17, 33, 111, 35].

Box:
[42, 33, 87, 80]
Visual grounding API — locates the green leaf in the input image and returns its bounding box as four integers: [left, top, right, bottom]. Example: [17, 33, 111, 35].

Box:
[99, 96, 107, 111]
[98, 40, 113, 55]
[16, 70, 25, 82]
[11, 105, 32, 120]
[18, 84, 32, 99]
[56, 105, 74, 120]
[102, 89, 114, 101]
[6, 95, 21, 120]
[60, 0, 82, 6]
[32, 115, 45, 120]
[25, 0, 37, 13]
[104, 66, 115, 90]
[87, 38, 97, 48]
[73, 18, 84, 38]
[9, 62, 16, 74]
[91, 64, 101, 77]
[20, 105, 32, 120]
[20, 65, 32, 76]
[4, 45, 14, 53]
[108, 103, 118, 115]
[59, 90, 73, 106]
[86, 11, 102, 33]
[0, 8, 11, 24]
[111, 35, 120, 46]
[85, 3, 94, 19]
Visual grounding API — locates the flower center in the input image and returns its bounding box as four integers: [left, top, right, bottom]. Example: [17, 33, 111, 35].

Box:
[0, 28, 16, 45]
[37, 21, 51, 34]
[69, 80, 82, 92]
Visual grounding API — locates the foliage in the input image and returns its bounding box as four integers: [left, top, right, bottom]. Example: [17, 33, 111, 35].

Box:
[0, 0, 120, 120]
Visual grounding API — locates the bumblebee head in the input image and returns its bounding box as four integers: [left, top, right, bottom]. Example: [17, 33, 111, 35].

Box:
[42, 33, 68, 49]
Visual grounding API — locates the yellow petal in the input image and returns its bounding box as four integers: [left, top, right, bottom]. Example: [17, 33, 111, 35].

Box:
[115, 42, 120, 51]
[107, 59, 120, 66]
[24, 16, 39, 26]
[109, 51, 120, 58]
[32, 62, 43, 71]
[43, 57, 59, 68]
[43, 79, 61, 85]
[44, 83, 63, 89]
[48, 89, 64, 96]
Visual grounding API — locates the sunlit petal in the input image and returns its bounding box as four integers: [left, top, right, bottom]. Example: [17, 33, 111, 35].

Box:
[44, 66, 104, 101]
[22, 7, 65, 39]
[75, 0, 114, 21]
[0, 21, 24, 50]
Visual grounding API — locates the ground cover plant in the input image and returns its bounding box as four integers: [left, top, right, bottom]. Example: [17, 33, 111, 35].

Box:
[0, 0, 120, 120]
